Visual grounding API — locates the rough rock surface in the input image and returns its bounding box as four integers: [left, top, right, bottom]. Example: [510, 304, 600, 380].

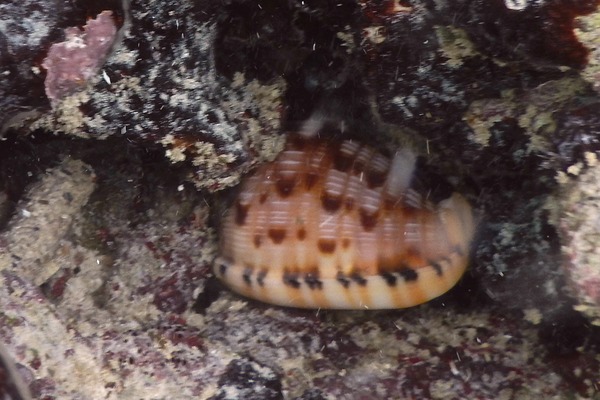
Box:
[0, 0, 74, 131]
[545, 100, 600, 326]
[1, 0, 600, 399]
[0, 159, 96, 285]
[30, 0, 286, 191]
[576, 6, 600, 94]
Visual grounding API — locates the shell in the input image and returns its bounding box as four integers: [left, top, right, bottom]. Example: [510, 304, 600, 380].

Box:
[214, 136, 475, 309]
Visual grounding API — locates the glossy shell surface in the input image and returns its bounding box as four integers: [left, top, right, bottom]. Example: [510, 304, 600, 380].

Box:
[215, 137, 475, 309]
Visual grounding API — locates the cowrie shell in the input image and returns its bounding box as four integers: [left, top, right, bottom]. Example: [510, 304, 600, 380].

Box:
[215, 136, 475, 309]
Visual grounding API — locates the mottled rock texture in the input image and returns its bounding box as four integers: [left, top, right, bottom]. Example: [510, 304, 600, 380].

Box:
[0, 0, 73, 131]
[1, 0, 600, 399]
[551, 103, 600, 325]
[32, 0, 285, 191]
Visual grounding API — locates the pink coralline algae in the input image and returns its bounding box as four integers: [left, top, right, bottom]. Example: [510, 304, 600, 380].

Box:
[41, 10, 118, 105]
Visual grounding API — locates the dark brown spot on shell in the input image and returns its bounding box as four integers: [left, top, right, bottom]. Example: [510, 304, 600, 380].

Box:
[366, 170, 386, 188]
[297, 228, 306, 241]
[276, 176, 296, 197]
[351, 272, 368, 286]
[242, 268, 252, 286]
[398, 266, 418, 282]
[259, 192, 268, 204]
[333, 150, 353, 172]
[235, 202, 250, 225]
[317, 239, 336, 254]
[283, 272, 301, 289]
[336, 272, 350, 288]
[342, 238, 351, 249]
[429, 260, 443, 276]
[218, 261, 228, 276]
[359, 208, 379, 231]
[305, 173, 318, 190]
[268, 228, 287, 244]
[305, 273, 323, 290]
[253, 235, 262, 248]
[380, 272, 397, 286]
[322, 193, 342, 213]
[257, 270, 267, 286]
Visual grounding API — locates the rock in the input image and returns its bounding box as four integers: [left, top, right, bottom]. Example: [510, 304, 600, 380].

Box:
[0, 0, 74, 132]
[0, 159, 96, 285]
[31, 0, 285, 191]
[209, 358, 282, 400]
[553, 150, 600, 325]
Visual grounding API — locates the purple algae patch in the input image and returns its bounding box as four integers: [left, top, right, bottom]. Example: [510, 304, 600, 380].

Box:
[42, 10, 117, 104]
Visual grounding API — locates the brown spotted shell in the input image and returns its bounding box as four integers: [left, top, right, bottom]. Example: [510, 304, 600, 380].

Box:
[214, 136, 475, 309]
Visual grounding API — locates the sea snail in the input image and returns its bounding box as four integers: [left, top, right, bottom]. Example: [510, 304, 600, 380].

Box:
[214, 135, 475, 309]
